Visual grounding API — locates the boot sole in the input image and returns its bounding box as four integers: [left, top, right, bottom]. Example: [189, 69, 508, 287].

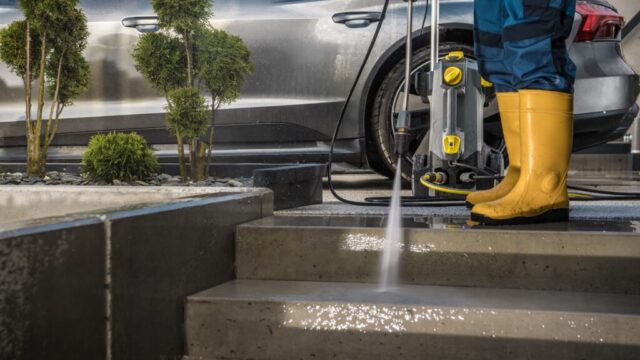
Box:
[470, 208, 569, 226]
[465, 201, 474, 209]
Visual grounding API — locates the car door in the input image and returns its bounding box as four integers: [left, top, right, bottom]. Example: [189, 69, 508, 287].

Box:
[80, 0, 390, 152]
[198, 0, 388, 149]
[59, 0, 168, 146]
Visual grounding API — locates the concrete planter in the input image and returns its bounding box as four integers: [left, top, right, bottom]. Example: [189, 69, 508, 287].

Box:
[0, 162, 325, 210]
[0, 186, 273, 360]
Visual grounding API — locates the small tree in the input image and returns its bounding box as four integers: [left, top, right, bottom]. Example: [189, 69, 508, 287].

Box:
[193, 28, 254, 178]
[0, 0, 90, 177]
[132, 0, 253, 181]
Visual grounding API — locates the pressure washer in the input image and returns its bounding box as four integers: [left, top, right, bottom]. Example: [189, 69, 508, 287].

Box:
[326, 0, 640, 207]
[397, 0, 497, 199]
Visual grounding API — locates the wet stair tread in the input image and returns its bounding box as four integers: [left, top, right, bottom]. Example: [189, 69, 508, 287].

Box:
[186, 280, 640, 360]
[235, 217, 640, 294]
[189, 280, 640, 316]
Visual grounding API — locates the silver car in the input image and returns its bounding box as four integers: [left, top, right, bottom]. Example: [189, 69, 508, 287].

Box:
[0, 0, 637, 179]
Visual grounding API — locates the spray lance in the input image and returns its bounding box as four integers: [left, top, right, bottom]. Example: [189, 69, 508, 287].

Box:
[394, 0, 419, 158]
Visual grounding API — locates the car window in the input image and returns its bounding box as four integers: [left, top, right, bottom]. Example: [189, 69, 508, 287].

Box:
[0, 0, 17, 7]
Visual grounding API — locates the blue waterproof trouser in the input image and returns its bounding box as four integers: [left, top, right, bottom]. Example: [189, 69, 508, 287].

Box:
[474, 0, 577, 93]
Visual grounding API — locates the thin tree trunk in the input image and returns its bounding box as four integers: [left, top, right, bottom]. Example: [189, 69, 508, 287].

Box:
[205, 96, 218, 176]
[30, 34, 47, 176]
[24, 22, 33, 136]
[43, 106, 64, 168]
[176, 131, 187, 182]
[184, 31, 193, 87]
[24, 22, 35, 175]
[43, 52, 65, 160]
[196, 141, 207, 181]
[189, 138, 198, 180]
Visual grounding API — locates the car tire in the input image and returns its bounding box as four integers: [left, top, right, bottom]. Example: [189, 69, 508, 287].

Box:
[369, 42, 474, 181]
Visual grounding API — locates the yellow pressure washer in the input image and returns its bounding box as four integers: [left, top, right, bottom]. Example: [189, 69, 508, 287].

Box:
[395, 0, 498, 199]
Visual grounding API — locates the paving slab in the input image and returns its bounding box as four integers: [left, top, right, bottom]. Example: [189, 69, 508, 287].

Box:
[186, 280, 640, 360]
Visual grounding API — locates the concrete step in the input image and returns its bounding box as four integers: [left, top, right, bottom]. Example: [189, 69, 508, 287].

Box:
[236, 216, 640, 295]
[185, 280, 640, 360]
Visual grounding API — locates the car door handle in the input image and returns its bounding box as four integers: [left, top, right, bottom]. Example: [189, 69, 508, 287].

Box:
[332, 12, 383, 28]
[121, 16, 160, 33]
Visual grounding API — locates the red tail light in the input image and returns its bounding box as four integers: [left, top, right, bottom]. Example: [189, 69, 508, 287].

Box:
[575, 1, 624, 42]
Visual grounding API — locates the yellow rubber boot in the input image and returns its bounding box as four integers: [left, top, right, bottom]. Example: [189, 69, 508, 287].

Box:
[465, 93, 520, 208]
[471, 90, 573, 225]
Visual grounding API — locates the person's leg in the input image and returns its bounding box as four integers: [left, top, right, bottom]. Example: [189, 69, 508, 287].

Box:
[471, 0, 577, 225]
[473, 0, 514, 93]
[502, 0, 576, 92]
[467, 0, 522, 208]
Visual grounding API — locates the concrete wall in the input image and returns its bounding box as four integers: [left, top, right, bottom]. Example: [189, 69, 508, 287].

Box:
[0, 220, 106, 360]
[0, 189, 273, 360]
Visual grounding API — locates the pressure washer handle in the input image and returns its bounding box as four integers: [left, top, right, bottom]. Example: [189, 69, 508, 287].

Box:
[430, 0, 440, 71]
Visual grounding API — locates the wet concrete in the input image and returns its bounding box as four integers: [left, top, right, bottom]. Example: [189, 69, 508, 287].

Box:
[186, 280, 640, 360]
[237, 216, 640, 294]
[253, 214, 640, 233]
[278, 171, 640, 221]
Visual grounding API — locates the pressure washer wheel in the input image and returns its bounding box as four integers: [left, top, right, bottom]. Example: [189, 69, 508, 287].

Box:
[368, 43, 475, 181]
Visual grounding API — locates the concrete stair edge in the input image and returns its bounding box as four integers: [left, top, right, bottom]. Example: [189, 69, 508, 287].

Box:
[235, 223, 640, 295]
[185, 280, 640, 360]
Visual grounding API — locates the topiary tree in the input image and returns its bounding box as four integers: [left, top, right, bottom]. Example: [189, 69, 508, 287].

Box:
[0, 0, 90, 177]
[132, 0, 253, 181]
[193, 27, 254, 178]
[83, 132, 160, 183]
[132, 32, 189, 178]
[166, 87, 209, 178]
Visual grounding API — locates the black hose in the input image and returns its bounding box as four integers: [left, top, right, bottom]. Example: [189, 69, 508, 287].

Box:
[450, 161, 497, 176]
[568, 185, 640, 197]
[326, 0, 390, 207]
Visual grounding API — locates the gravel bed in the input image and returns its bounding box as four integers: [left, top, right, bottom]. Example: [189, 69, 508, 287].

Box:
[0, 172, 252, 188]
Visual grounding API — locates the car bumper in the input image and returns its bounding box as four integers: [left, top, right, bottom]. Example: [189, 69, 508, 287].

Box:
[571, 41, 639, 150]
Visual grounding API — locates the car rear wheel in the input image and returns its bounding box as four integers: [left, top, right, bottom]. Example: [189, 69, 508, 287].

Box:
[368, 42, 475, 181]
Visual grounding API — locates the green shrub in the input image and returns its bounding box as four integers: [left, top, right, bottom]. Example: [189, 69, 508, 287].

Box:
[166, 87, 209, 140]
[83, 132, 159, 183]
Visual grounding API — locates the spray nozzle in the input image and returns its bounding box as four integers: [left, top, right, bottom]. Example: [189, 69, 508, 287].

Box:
[395, 111, 414, 156]
[395, 130, 412, 156]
